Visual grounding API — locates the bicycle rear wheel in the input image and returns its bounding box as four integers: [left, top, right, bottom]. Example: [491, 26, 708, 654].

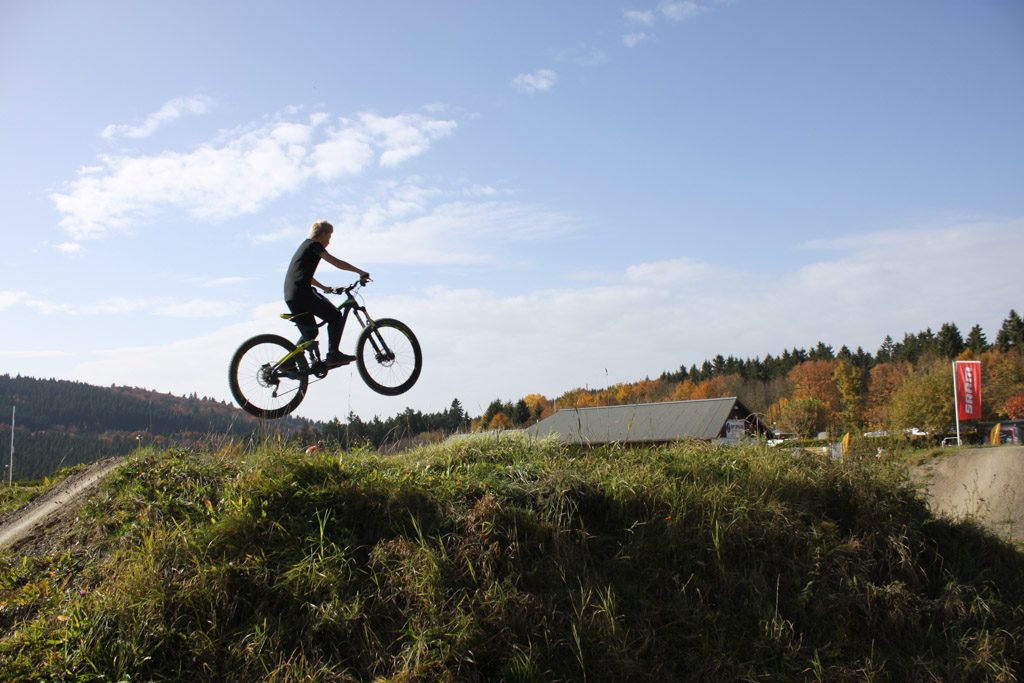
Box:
[229, 334, 309, 419]
[356, 318, 422, 396]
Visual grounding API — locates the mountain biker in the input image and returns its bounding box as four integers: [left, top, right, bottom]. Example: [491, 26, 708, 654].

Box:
[284, 220, 370, 368]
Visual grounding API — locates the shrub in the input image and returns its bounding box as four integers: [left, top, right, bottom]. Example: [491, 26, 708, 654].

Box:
[1004, 392, 1024, 420]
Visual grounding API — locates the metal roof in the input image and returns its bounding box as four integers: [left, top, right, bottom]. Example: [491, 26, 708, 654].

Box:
[526, 396, 763, 445]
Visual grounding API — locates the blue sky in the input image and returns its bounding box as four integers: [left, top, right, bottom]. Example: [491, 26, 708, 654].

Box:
[2, 1, 1022, 422]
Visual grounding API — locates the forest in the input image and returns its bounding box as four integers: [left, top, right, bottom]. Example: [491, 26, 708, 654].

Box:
[0, 374, 474, 480]
[0, 376, 314, 480]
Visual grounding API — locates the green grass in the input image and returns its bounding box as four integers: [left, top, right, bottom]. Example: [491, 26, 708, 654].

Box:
[1, 437, 1022, 681]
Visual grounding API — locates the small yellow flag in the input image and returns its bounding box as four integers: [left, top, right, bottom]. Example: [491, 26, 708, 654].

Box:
[990, 423, 1002, 445]
[842, 432, 851, 455]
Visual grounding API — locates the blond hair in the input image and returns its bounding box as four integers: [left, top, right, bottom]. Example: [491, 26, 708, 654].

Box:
[309, 220, 334, 239]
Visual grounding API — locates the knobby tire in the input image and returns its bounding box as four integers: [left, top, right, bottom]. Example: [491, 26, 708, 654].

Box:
[229, 334, 309, 419]
[356, 318, 422, 396]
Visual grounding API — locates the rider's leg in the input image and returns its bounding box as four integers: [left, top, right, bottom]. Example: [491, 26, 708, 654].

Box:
[285, 301, 319, 345]
[307, 293, 353, 366]
[308, 292, 343, 355]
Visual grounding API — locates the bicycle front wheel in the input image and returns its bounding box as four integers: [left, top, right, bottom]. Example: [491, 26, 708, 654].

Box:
[356, 318, 422, 396]
[229, 334, 309, 419]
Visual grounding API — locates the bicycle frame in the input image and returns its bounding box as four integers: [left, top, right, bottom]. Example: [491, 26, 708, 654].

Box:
[273, 283, 387, 375]
[230, 279, 421, 416]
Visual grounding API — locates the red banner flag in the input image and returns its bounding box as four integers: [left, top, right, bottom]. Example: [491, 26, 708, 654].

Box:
[955, 361, 982, 421]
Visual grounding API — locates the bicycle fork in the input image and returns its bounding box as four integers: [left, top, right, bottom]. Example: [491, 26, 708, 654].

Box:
[352, 310, 394, 363]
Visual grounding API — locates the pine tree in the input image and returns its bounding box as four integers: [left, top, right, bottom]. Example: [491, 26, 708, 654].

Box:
[966, 324, 988, 354]
[996, 309, 1024, 351]
[481, 399, 504, 427]
[936, 322, 965, 359]
[876, 335, 896, 364]
[447, 398, 468, 431]
[513, 399, 531, 425]
[810, 342, 835, 361]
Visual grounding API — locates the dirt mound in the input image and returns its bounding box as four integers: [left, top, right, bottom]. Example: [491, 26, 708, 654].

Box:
[911, 445, 1024, 543]
[0, 458, 122, 551]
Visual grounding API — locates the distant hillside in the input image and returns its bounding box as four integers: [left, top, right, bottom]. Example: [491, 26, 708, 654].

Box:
[0, 374, 315, 480]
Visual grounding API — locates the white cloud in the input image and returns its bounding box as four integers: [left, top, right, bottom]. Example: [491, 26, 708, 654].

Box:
[511, 69, 559, 94]
[365, 180, 442, 220]
[0, 291, 28, 311]
[157, 300, 237, 317]
[3, 292, 238, 318]
[328, 180, 578, 266]
[52, 109, 458, 242]
[624, 10, 656, 25]
[623, 32, 653, 48]
[246, 225, 305, 245]
[311, 126, 375, 180]
[347, 201, 575, 266]
[624, 257, 731, 284]
[80, 298, 150, 315]
[661, 1, 703, 21]
[187, 276, 253, 288]
[554, 43, 609, 67]
[102, 94, 214, 141]
[56, 242, 83, 254]
[461, 183, 501, 198]
[361, 113, 458, 167]
[0, 350, 75, 359]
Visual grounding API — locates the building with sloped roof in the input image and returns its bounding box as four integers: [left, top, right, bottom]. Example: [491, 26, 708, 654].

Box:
[526, 396, 772, 445]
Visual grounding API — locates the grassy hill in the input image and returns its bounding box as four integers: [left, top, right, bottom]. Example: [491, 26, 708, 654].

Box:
[1, 438, 1022, 681]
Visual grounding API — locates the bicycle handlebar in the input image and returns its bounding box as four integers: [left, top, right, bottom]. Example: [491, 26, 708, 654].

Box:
[327, 277, 372, 295]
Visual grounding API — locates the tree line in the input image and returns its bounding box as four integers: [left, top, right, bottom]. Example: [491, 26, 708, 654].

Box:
[470, 309, 1024, 439]
[314, 399, 471, 450]
[0, 374, 475, 478]
[0, 375, 313, 481]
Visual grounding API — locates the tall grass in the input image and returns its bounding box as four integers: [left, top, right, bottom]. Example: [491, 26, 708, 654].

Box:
[1, 437, 1022, 681]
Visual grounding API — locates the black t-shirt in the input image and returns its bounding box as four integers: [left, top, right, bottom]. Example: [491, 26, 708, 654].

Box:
[283, 239, 325, 302]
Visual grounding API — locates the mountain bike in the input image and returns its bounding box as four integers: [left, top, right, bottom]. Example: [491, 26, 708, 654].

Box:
[229, 280, 422, 419]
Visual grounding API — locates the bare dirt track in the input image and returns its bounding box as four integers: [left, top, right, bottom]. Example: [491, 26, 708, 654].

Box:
[911, 445, 1024, 544]
[0, 458, 122, 551]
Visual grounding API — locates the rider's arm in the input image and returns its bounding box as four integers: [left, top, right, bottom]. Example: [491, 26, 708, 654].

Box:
[322, 251, 370, 281]
[310, 276, 329, 292]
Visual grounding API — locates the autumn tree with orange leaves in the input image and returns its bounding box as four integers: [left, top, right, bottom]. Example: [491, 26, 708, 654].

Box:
[864, 363, 911, 427]
[1005, 393, 1024, 420]
[788, 360, 841, 425]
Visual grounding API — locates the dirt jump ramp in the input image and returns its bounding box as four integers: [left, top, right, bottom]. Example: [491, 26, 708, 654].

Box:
[0, 458, 123, 551]
[912, 445, 1024, 544]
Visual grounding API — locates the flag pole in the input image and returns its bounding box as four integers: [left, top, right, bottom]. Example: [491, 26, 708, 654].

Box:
[8, 406, 14, 487]
[951, 361, 961, 447]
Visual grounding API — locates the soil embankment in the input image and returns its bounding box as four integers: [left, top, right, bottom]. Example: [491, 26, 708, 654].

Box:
[0, 458, 122, 550]
[911, 445, 1024, 543]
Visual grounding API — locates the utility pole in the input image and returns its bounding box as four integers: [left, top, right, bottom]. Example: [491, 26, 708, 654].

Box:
[8, 406, 14, 487]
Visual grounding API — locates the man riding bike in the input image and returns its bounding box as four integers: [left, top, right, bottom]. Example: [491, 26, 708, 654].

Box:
[284, 220, 370, 368]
